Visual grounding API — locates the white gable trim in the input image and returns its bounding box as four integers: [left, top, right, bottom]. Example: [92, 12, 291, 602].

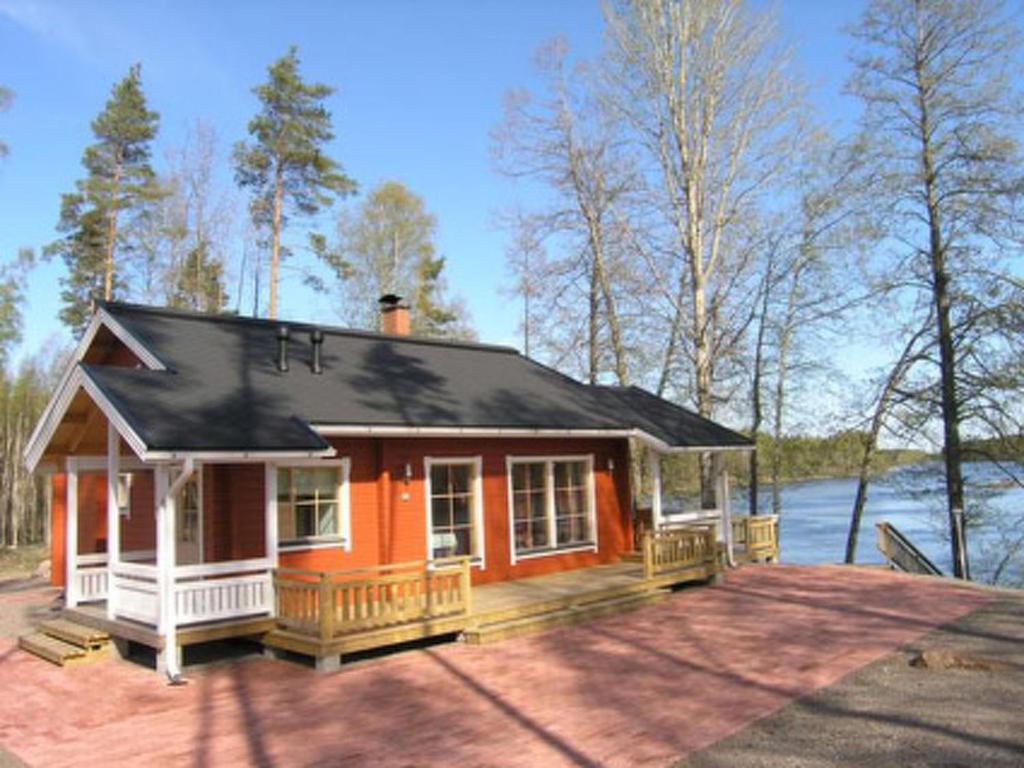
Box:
[24, 365, 151, 471]
[23, 309, 166, 470]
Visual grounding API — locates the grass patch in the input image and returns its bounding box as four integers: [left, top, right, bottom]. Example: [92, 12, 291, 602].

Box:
[0, 545, 48, 580]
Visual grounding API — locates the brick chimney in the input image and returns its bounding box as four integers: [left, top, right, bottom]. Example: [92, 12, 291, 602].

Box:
[379, 294, 410, 336]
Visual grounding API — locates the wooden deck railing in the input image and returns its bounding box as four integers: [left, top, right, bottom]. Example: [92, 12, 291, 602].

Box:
[731, 515, 780, 563]
[642, 526, 718, 580]
[274, 558, 472, 642]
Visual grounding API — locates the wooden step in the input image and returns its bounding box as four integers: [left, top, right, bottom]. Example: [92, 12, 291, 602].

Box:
[19, 633, 90, 667]
[39, 619, 109, 651]
[463, 590, 667, 645]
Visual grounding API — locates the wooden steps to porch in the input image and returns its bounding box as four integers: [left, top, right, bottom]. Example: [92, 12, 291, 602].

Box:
[463, 588, 668, 645]
[19, 619, 110, 667]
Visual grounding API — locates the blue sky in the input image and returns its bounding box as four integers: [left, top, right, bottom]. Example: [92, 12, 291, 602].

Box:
[0, 0, 864, 370]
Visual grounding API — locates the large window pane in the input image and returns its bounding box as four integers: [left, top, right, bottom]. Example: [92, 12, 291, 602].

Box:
[278, 466, 341, 544]
[430, 462, 477, 560]
[554, 460, 589, 545]
[512, 458, 593, 554]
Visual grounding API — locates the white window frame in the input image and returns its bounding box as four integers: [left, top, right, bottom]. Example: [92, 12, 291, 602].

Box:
[274, 458, 352, 553]
[424, 456, 485, 569]
[116, 472, 133, 519]
[175, 466, 204, 565]
[507, 454, 598, 565]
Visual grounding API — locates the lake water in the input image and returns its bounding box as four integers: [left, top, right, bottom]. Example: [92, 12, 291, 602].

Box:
[735, 461, 1023, 585]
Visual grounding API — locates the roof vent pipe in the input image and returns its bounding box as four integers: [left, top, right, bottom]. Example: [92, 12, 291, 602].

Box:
[310, 328, 324, 374]
[276, 325, 290, 372]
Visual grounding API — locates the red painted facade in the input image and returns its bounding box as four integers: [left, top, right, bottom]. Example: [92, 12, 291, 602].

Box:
[51, 437, 634, 587]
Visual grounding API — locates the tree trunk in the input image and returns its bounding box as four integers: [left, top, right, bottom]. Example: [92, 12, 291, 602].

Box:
[269, 162, 284, 319]
[104, 162, 123, 301]
[748, 261, 774, 516]
[914, 22, 969, 579]
[587, 262, 599, 385]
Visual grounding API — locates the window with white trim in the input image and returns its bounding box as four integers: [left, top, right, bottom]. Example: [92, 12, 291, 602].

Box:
[509, 456, 596, 560]
[425, 457, 484, 564]
[116, 473, 132, 518]
[277, 461, 350, 547]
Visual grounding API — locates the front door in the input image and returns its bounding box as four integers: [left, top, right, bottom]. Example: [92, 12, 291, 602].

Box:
[176, 476, 202, 565]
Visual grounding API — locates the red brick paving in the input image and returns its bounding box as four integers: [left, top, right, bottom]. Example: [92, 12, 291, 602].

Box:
[0, 565, 992, 767]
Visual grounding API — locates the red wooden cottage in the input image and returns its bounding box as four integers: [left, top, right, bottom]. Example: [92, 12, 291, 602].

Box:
[23, 297, 764, 674]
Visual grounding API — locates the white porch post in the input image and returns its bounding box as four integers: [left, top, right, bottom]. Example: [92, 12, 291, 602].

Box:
[713, 453, 735, 566]
[106, 423, 120, 620]
[648, 447, 663, 531]
[265, 463, 278, 567]
[65, 457, 79, 608]
[155, 465, 180, 677]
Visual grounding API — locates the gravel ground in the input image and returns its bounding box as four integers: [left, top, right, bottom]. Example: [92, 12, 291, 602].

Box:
[677, 591, 1024, 768]
[0, 578, 61, 643]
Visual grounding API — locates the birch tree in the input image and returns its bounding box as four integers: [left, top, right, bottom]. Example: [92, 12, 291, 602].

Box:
[603, 0, 802, 416]
[847, 0, 1024, 578]
[321, 181, 472, 338]
[493, 38, 643, 386]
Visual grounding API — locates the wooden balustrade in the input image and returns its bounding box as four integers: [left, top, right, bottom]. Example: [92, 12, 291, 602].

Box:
[731, 515, 780, 563]
[274, 558, 472, 642]
[642, 526, 718, 580]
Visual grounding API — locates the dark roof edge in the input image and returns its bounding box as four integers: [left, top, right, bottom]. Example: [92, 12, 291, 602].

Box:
[617, 385, 755, 446]
[98, 300, 521, 356]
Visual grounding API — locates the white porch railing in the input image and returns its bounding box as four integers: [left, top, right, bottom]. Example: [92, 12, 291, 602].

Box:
[75, 553, 109, 603]
[174, 559, 274, 625]
[107, 558, 274, 627]
[110, 561, 161, 624]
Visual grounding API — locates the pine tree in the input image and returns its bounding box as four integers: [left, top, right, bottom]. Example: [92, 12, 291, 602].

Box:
[45, 65, 162, 333]
[234, 46, 355, 319]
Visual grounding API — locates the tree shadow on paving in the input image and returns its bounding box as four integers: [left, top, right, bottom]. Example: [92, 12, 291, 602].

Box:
[227, 660, 275, 768]
[541, 599, 1024, 764]
[423, 649, 603, 768]
[719, 582, 1019, 645]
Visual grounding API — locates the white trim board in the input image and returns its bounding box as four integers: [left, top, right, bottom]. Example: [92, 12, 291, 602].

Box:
[313, 424, 752, 455]
[23, 309, 165, 467]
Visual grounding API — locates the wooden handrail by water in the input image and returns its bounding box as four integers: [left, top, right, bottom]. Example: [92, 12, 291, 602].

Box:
[642, 527, 718, 580]
[876, 521, 943, 576]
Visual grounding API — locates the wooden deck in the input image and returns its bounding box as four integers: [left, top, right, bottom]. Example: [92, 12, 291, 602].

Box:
[64, 603, 276, 650]
[60, 523, 770, 670]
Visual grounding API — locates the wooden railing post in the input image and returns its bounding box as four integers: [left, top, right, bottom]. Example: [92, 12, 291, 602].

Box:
[461, 557, 473, 616]
[318, 573, 334, 642]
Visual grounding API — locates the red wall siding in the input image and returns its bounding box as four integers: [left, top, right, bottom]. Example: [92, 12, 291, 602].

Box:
[279, 437, 634, 585]
[121, 471, 155, 553]
[50, 474, 66, 587]
[51, 437, 635, 587]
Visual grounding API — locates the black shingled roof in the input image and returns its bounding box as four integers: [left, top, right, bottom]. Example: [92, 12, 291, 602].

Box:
[85, 302, 752, 453]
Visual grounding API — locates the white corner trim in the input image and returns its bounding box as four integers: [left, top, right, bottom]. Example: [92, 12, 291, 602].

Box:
[423, 456, 485, 570]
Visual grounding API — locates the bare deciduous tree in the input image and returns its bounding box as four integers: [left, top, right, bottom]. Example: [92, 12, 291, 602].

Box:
[848, 0, 1024, 578]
